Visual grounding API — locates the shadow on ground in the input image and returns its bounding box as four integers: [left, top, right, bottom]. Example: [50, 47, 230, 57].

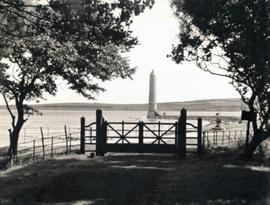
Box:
[0, 153, 269, 204]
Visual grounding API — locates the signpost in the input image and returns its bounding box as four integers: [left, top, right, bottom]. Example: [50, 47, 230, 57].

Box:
[241, 111, 256, 150]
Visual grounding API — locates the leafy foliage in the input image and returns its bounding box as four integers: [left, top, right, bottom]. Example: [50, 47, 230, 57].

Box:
[0, 0, 154, 105]
[0, 0, 154, 156]
[171, 0, 270, 157]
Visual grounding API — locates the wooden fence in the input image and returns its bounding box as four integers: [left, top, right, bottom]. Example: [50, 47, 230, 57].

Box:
[80, 109, 204, 157]
[9, 110, 252, 165]
[5, 109, 206, 165]
[203, 129, 250, 149]
[12, 126, 81, 164]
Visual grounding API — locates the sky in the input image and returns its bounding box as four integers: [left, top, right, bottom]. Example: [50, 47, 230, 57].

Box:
[0, 0, 240, 105]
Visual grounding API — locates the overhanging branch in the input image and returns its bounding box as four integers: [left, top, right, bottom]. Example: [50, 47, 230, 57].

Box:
[1, 92, 16, 129]
[196, 61, 230, 78]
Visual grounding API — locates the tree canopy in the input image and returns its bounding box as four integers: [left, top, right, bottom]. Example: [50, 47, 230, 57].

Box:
[0, 0, 154, 156]
[171, 0, 270, 158]
[0, 0, 154, 103]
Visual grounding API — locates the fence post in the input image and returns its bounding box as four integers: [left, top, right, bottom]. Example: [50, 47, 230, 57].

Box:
[96, 109, 105, 156]
[178, 108, 187, 158]
[202, 131, 206, 151]
[215, 131, 218, 146]
[228, 131, 231, 146]
[177, 116, 181, 154]
[80, 117, 85, 154]
[139, 121, 144, 153]
[69, 133, 72, 152]
[90, 127, 93, 143]
[222, 131, 225, 145]
[197, 117, 203, 156]
[40, 127, 45, 159]
[245, 121, 250, 151]
[102, 119, 107, 154]
[175, 122, 178, 152]
[51, 137, 53, 158]
[64, 125, 68, 154]
[33, 140, 35, 161]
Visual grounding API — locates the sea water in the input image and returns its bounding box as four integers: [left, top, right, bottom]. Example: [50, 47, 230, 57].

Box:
[0, 109, 240, 147]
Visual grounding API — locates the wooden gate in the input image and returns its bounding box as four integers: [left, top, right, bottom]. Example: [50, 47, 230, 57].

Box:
[103, 121, 178, 154]
[80, 109, 203, 157]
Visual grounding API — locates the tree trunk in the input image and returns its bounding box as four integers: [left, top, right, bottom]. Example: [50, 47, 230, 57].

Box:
[9, 130, 19, 157]
[10, 132, 19, 156]
[243, 131, 266, 160]
[8, 118, 24, 159]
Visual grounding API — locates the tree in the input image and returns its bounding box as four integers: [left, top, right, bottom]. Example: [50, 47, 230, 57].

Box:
[0, 0, 52, 40]
[0, 0, 154, 158]
[170, 0, 270, 159]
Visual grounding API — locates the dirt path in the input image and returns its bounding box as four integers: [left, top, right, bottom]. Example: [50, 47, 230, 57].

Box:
[0, 153, 269, 204]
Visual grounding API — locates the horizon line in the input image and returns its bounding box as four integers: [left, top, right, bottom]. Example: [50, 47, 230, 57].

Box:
[0, 97, 241, 106]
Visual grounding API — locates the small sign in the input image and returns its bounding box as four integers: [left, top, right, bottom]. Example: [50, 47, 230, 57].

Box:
[241, 111, 256, 121]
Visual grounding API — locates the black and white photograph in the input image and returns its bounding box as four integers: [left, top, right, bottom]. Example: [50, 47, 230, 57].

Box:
[0, 0, 269, 204]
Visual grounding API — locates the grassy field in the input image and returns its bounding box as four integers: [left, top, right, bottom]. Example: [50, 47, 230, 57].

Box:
[0, 151, 269, 204]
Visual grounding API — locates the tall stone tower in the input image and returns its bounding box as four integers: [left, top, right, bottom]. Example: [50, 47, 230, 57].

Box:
[147, 70, 158, 118]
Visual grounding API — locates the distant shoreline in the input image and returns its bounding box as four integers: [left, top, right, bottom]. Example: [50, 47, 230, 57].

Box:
[0, 98, 242, 112]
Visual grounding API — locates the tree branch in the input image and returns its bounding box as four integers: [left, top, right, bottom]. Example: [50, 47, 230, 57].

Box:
[248, 92, 258, 131]
[259, 108, 270, 130]
[1, 92, 15, 129]
[1, 0, 53, 22]
[196, 61, 230, 78]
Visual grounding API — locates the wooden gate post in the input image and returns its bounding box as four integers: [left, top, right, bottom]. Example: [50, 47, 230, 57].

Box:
[102, 119, 107, 155]
[96, 109, 106, 156]
[178, 108, 187, 157]
[139, 121, 144, 153]
[197, 117, 203, 156]
[80, 117, 85, 154]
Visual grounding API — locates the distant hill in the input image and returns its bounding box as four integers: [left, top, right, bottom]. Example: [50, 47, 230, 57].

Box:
[0, 98, 243, 111]
[158, 98, 242, 111]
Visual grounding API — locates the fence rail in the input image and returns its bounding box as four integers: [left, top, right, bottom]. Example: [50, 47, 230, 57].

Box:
[4, 109, 250, 166]
[203, 129, 251, 150]
[10, 126, 81, 165]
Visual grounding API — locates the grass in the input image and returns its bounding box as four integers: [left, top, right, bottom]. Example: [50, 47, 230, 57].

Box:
[0, 151, 269, 205]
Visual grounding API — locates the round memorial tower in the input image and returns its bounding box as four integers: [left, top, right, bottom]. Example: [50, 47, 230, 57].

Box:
[147, 70, 158, 118]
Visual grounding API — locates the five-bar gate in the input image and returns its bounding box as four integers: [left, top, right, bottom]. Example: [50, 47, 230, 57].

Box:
[80, 109, 204, 157]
